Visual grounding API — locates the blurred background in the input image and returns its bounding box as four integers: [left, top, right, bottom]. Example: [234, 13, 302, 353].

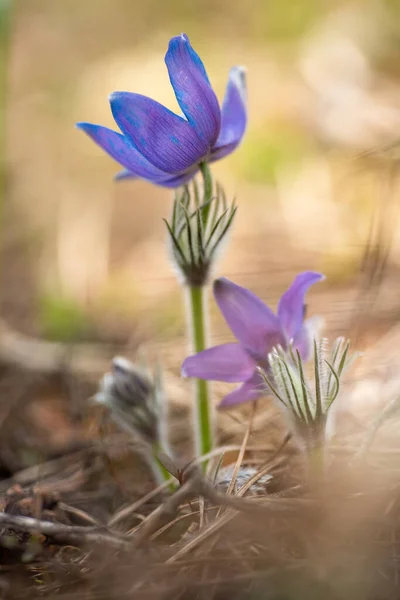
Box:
[1, 0, 400, 472]
[4, 0, 400, 340]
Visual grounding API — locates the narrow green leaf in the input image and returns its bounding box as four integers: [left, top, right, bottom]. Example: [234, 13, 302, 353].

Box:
[257, 367, 287, 407]
[157, 452, 180, 480]
[163, 219, 187, 265]
[326, 337, 343, 399]
[204, 209, 229, 250]
[209, 187, 221, 231]
[337, 341, 350, 377]
[196, 205, 205, 263]
[176, 203, 198, 241]
[314, 340, 323, 420]
[296, 350, 314, 423]
[182, 206, 196, 266]
[324, 360, 340, 408]
[220, 184, 227, 211]
[171, 196, 179, 231]
[277, 357, 306, 422]
[182, 185, 190, 210]
[208, 206, 237, 257]
[192, 178, 200, 208]
[198, 198, 214, 225]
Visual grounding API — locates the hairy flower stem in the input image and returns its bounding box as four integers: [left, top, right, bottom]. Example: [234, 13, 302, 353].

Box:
[186, 284, 213, 462]
[200, 162, 212, 203]
[307, 445, 325, 480]
[305, 430, 326, 483]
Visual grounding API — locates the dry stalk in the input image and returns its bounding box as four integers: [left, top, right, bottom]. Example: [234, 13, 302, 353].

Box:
[0, 512, 130, 549]
[108, 478, 174, 527]
[225, 401, 258, 496]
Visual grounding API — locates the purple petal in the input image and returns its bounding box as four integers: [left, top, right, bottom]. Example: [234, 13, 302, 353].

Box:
[110, 92, 209, 173]
[218, 371, 265, 408]
[76, 123, 171, 180]
[181, 343, 256, 383]
[277, 272, 325, 341]
[115, 169, 138, 181]
[213, 278, 283, 358]
[115, 166, 199, 188]
[165, 34, 220, 147]
[210, 67, 247, 161]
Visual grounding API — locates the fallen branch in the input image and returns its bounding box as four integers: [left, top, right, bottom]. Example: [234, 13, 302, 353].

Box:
[0, 319, 113, 379]
[0, 512, 130, 549]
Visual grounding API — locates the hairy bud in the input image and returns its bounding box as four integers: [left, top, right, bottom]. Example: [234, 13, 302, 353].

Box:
[94, 356, 160, 445]
[164, 165, 237, 287]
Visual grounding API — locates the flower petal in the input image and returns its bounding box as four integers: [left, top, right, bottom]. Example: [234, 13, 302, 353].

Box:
[115, 166, 199, 188]
[110, 92, 209, 173]
[181, 343, 256, 383]
[277, 272, 325, 341]
[76, 122, 171, 181]
[213, 278, 282, 358]
[165, 34, 221, 147]
[218, 371, 265, 408]
[210, 66, 247, 161]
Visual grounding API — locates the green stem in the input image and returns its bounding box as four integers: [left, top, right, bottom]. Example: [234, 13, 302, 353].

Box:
[200, 162, 212, 201]
[306, 427, 325, 482]
[199, 162, 213, 224]
[307, 444, 324, 478]
[187, 285, 213, 461]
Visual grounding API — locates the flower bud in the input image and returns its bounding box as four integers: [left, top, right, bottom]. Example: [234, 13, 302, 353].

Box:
[260, 337, 356, 451]
[164, 166, 237, 287]
[94, 356, 160, 445]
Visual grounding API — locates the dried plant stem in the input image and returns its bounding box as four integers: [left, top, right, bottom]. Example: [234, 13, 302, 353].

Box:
[215, 402, 258, 520]
[166, 458, 300, 563]
[186, 284, 213, 460]
[130, 475, 203, 549]
[0, 513, 129, 549]
[132, 467, 310, 553]
[108, 478, 174, 528]
[226, 402, 258, 496]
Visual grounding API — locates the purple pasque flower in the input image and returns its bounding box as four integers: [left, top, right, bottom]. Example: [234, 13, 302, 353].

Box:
[181, 272, 325, 408]
[76, 34, 247, 188]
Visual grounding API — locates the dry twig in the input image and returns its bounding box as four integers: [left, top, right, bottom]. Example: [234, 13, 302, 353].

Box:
[0, 512, 130, 549]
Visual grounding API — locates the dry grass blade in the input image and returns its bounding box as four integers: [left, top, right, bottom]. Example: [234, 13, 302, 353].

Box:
[108, 478, 174, 527]
[236, 433, 291, 498]
[108, 444, 280, 530]
[166, 510, 236, 564]
[166, 434, 293, 563]
[198, 494, 206, 529]
[149, 510, 200, 541]
[129, 476, 202, 549]
[58, 502, 101, 527]
[225, 402, 257, 497]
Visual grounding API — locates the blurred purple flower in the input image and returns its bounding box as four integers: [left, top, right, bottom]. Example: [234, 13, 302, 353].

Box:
[181, 272, 324, 408]
[77, 34, 247, 188]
